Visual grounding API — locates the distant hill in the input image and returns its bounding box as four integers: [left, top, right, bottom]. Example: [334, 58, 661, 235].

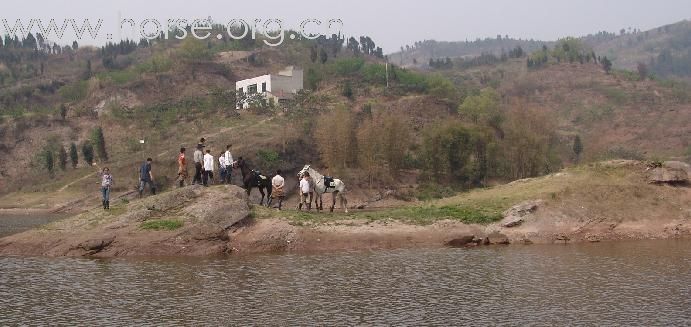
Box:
[390, 38, 551, 68]
[392, 20, 691, 78]
[585, 20, 691, 78]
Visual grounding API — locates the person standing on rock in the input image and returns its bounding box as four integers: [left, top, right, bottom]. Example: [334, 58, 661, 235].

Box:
[298, 172, 310, 211]
[177, 147, 188, 188]
[100, 167, 113, 209]
[218, 151, 227, 185]
[270, 169, 285, 210]
[224, 144, 234, 184]
[193, 144, 204, 185]
[203, 149, 214, 187]
[139, 158, 156, 197]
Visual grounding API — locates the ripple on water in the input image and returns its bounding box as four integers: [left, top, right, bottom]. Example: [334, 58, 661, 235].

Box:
[1, 240, 690, 325]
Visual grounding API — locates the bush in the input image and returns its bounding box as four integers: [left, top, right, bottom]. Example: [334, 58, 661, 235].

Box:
[333, 58, 365, 76]
[59, 81, 88, 102]
[140, 220, 184, 230]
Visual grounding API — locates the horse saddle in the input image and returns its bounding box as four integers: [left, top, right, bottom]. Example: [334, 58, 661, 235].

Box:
[324, 176, 336, 188]
[253, 171, 268, 182]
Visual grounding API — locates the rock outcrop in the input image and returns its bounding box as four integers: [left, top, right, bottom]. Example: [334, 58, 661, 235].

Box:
[0, 185, 251, 257]
[648, 161, 689, 184]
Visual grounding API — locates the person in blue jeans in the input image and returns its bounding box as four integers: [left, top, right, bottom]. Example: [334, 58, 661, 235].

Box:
[100, 167, 113, 209]
[139, 158, 156, 197]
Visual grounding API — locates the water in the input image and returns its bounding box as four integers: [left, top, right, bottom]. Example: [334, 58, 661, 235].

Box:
[0, 213, 66, 238]
[1, 240, 689, 326]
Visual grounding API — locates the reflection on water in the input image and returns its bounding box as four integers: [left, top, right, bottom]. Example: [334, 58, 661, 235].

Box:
[1, 240, 690, 325]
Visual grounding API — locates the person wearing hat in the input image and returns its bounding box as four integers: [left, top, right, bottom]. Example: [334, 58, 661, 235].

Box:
[193, 143, 204, 185]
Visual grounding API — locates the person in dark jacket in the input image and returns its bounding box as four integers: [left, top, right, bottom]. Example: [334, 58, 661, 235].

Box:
[139, 158, 156, 197]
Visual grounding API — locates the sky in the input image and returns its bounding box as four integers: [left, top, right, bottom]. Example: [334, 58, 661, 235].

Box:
[2, 0, 690, 53]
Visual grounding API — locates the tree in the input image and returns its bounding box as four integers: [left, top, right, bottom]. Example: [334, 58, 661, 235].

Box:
[82, 141, 95, 166]
[319, 48, 328, 64]
[601, 56, 613, 74]
[44, 149, 54, 177]
[309, 46, 318, 63]
[342, 80, 354, 99]
[637, 62, 648, 80]
[59, 104, 67, 120]
[573, 135, 583, 163]
[69, 143, 79, 168]
[72, 40, 79, 50]
[458, 88, 501, 124]
[314, 106, 356, 171]
[91, 127, 108, 161]
[58, 146, 68, 171]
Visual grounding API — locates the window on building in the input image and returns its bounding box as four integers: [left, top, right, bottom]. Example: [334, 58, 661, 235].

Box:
[238, 87, 244, 95]
[248, 84, 257, 94]
[261, 82, 267, 93]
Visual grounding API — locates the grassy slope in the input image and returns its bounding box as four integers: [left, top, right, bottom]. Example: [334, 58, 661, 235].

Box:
[253, 161, 689, 235]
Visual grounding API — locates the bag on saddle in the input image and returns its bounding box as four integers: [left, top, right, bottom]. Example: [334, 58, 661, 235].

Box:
[324, 176, 336, 189]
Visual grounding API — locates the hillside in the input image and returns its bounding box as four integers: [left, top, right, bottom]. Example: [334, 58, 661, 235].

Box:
[0, 22, 690, 214]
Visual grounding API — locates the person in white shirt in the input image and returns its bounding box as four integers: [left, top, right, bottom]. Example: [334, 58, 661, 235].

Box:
[269, 170, 285, 210]
[298, 172, 311, 211]
[218, 152, 227, 184]
[223, 144, 234, 184]
[202, 150, 214, 187]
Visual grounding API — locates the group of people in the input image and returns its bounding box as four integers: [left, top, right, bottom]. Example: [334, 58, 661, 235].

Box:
[96, 137, 319, 212]
[268, 169, 314, 211]
[178, 138, 235, 188]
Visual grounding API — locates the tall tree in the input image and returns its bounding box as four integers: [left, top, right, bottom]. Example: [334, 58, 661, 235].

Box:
[601, 56, 613, 74]
[69, 143, 79, 168]
[58, 146, 68, 171]
[573, 135, 583, 163]
[91, 127, 108, 161]
[82, 141, 94, 166]
[45, 149, 54, 177]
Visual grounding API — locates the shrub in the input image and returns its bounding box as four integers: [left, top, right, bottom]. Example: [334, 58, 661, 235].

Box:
[140, 220, 184, 230]
[59, 81, 88, 102]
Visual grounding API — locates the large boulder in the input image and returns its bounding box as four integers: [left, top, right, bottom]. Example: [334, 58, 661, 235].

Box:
[648, 162, 689, 184]
[500, 200, 542, 228]
[445, 235, 475, 247]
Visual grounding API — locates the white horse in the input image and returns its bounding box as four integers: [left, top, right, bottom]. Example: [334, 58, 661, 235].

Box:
[298, 165, 348, 213]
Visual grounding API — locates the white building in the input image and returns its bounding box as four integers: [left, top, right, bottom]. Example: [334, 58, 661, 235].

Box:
[235, 66, 304, 109]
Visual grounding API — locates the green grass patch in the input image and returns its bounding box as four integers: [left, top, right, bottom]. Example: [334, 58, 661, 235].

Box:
[140, 219, 183, 230]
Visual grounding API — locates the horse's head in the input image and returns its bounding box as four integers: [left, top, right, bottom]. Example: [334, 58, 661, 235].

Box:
[298, 165, 311, 178]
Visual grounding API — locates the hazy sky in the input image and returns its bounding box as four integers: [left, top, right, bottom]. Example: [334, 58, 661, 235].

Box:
[3, 0, 690, 53]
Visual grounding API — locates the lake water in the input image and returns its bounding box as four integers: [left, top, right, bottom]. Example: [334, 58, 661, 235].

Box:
[1, 237, 689, 326]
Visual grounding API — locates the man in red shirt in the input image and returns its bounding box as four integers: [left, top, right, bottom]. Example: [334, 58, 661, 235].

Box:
[176, 147, 188, 187]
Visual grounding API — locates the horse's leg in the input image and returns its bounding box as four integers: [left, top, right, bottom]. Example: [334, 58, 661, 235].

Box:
[340, 192, 349, 213]
[330, 192, 337, 212]
[317, 193, 323, 211]
[259, 187, 265, 206]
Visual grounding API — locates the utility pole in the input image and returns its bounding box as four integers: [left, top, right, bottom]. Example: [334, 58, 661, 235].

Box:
[385, 61, 389, 88]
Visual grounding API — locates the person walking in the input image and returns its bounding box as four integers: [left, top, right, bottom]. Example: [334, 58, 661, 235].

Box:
[139, 158, 156, 197]
[218, 152, 227, 184]
[193, 143, 204, 185]
[223, 144, 233, 184]
[202, 149, 214, 187]
[176, 147, 188, 188]
[298, 172, 310, 211]
[270, 169, 285, 210]
[100, 167, 113, 209]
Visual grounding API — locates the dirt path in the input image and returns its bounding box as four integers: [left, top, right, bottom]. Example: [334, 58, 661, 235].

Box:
[58, 172, 97, 192]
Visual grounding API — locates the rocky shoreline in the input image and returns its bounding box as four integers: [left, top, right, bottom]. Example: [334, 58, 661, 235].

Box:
[0, 161, 689, 257]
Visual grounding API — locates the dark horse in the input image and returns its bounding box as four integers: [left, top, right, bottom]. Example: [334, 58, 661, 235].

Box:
[235, 157, 272, 206]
